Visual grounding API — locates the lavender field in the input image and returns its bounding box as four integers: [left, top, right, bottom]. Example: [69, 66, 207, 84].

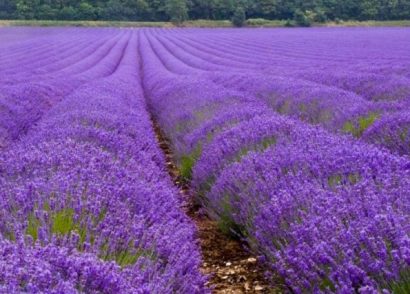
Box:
[0, 27, 409, 293]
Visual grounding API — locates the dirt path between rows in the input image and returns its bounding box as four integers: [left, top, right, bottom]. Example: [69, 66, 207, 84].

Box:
[152, 120, 284, 294]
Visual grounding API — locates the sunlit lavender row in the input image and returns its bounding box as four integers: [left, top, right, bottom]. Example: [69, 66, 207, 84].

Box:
[1, 26, 410, 293]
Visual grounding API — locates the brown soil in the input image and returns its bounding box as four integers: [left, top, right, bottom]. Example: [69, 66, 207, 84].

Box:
[152, 120, 285, 294]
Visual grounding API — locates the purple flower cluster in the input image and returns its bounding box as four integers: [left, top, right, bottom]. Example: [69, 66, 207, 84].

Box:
[207, 126, 410, 292]
[144, 28, 410, 154]
[0, 28, 128, 148]
[0, 239, 137, 293]
[0, 29, 207, 292]
[140, 28, 410, 292]
[363, 110, 410, 156]
[2, 26, 410, 293]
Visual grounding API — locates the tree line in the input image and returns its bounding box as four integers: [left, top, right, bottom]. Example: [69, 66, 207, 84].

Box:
[1, 0, 410, 24]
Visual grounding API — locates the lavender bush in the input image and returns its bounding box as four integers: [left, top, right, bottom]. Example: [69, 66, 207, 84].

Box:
[140, 28, 410, 292]
[1, 26, 410, 293]
[0, 29, 207, 293]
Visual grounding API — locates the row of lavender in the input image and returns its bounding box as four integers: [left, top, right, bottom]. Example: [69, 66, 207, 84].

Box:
[147, 28, 410, 157]
[0, 28, 126, 148]
[0, 29, 207, 292]
[141, 28, 410, 293]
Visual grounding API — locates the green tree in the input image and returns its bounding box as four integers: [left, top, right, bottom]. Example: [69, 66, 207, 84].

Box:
[0, 0, 16, 19]
[259, 0, 278, 17]
[293, 8, 311, 26]
[77, 2, 96, 20]
[15, 0, 36, 19]
[393, 0, 410, 19]
[2, 0, 410, 23]
[36, 4, 58, 19]
[214, 0, 236, 19]
[313, 7, 328, 22]
[58, 6, 77, 20]
[123, 0, 150, 20]
[165, 0, 188, 24]
[149, 0, 168, 20]
[103, 0, 126, 20]
[360, 0, 379, 20]
[232, 6, 246, 27]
